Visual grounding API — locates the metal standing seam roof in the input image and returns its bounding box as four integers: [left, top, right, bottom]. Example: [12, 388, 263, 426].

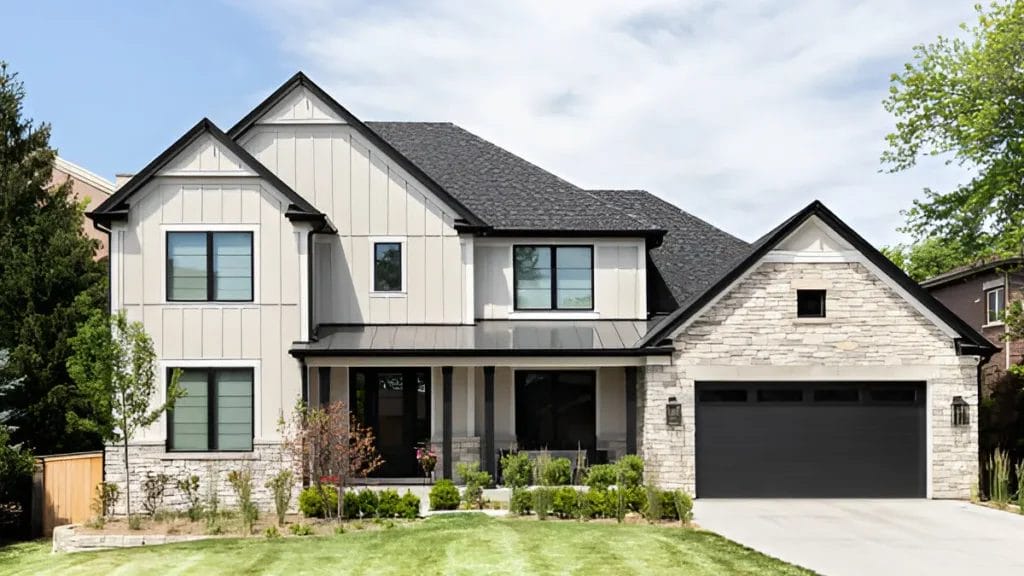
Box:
[291, 321, 667, 356]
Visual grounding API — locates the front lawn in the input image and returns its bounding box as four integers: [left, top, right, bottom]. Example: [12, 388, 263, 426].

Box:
[0, 514, 813, 575]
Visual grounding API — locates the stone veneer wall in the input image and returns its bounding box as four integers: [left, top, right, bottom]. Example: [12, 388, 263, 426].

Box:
[431, 437, 481, 482]
[104, 441, 298, 515]
[640, 261, 980, 499]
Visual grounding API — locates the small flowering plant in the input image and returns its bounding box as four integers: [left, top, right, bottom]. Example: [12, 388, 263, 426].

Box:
[416, 444, 437, 478]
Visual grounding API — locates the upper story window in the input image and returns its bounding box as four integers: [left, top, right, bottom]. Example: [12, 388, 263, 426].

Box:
[513, 245, 593, 310]
[168, 368, 253, 452]
[986, 286, 1005, 324]
[167, 232, 253, 302]
[373, 241, 403, 292]
[797, 289, 826, 318]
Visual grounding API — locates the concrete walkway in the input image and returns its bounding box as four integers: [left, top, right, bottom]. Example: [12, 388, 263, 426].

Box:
[695, 499, 1024, 576]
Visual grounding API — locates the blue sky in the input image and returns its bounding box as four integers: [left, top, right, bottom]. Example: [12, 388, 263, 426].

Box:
[2, 0, 977, 245]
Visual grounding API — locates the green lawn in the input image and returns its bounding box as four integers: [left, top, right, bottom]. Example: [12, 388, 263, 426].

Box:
[0, 514, 813, 576]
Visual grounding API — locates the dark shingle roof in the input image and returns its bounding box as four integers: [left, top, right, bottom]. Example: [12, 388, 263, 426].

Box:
[589, 190, 750, 308]
[365, 122, 661, 233]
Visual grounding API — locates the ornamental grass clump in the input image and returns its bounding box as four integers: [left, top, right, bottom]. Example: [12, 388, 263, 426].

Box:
[989, 448, 1011, 508]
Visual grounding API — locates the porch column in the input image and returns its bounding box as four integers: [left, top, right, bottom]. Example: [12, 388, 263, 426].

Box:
[625, 366, 638, 454]
[301, 362, 310, 405]
[318, 367, 331, 407]
[483, 366, 496, 479]
[442, 366, 453, 480]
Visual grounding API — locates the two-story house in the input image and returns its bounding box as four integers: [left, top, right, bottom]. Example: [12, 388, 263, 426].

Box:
[923, 257, 1024, 390]
[88, 73, 994, 510]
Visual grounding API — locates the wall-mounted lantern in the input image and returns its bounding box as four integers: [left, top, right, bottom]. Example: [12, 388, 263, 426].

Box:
[951, 396, 970, 427]
[666, 396, 682, 427]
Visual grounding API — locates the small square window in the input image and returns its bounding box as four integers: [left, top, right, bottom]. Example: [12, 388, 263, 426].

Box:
[797, 289, 826, 318]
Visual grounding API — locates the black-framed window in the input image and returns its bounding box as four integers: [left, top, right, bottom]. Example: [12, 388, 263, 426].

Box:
[986, 287, 1005, 324]
[513, 245, 593, 310]
[797, 289, 826, 318]
[373, 242, 403, 292]
[515, 370, 595, 450]
[167, 231, 253, 302]
[168, 368, 253, 452]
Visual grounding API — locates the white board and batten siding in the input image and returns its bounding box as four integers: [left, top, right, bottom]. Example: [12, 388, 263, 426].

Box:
[474, 239, 647, 320]
[110, 132, 308, 442]
[239, 115, 467, 325]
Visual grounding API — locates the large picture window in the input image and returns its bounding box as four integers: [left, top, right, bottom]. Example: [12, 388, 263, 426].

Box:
[513, 245, 593, 310]
[168, 368, 254, 452]
[514, 371, 595, 450]
[167, 231, 253, 302]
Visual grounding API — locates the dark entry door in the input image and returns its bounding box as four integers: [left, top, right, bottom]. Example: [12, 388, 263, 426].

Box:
[695, 381, 926, 498]
[350, 368, 430, 477]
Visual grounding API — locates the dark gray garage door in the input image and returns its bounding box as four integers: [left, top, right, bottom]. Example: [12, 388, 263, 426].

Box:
[695, 382, 926, 498]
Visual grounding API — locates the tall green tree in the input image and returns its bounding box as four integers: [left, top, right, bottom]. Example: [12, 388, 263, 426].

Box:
[881, 237, 975, 282]
[0, 62, 107, 454]
[68, 310, 183, 517]
[883, 1, 1024, 261]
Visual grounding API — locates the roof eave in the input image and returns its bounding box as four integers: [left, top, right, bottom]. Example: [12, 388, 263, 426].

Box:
[289, 346, 674, 358]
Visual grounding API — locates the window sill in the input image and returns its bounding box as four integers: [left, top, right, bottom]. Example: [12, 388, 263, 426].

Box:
[794, 317, 830, 324]
[162, 302, 259, 308]
[982, 321, 1005, 329]
[159, 451, 257, 461]
[369, 291, 407, 298]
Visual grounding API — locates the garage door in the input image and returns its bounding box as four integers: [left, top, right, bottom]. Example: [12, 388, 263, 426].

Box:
[695, 382, 926, 498]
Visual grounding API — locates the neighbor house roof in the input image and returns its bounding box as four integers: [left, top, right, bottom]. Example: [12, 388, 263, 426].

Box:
[291, 321, 672, 357]
[638, 200, 997, 356]
[589, 190, 750, 309]
[366, 122, 664, 237]
[920, 256, 1024, 289]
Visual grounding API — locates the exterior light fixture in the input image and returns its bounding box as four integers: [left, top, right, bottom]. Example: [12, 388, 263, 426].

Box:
[666, 396, 682, 427]
[951, 396, 969, 427]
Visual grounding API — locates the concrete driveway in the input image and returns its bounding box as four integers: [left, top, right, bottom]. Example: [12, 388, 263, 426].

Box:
[694, 499, 1024, 576]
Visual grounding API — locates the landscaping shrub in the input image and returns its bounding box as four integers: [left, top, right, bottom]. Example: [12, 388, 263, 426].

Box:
[641, 486, 693, 521]
[356, 488, 379, 518]
[227, 468, 258, 535]
[643, 485, 661, 522]
[289, 523, 314, 536]
[376, 489, 401, 518]
[93, 482, 120, 519]
[616, 455, 644, 488]
[299, 485, 338, 518]
[510, 488, 533, 515]
[501, 451, 533, 488]
[343, 490, 360, 519]
[456, 462, 492, 509]
[204, 466, 220, 529]
[264, 525, 281, 539]
[532, 487, 555, 519]
[1017, 459, 1024, 513]
[265, 470, 295, 526]
[128, 515, 142, 530]
[989, 448, 1011, 507]
[175, 475, 202, 522]
[540, 458, 573, 486]
[623, 485, 646, 513]
[430, 479, 460, 510]
[552, 486, 581, 519]
[673, 490, 694, 524]
[399, 490, 421, 519]
[141, 473, 169, 517]
[583, 488, 612, 519]
[584, 464, 617, 490]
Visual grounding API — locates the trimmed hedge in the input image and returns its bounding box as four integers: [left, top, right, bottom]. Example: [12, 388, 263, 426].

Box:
[299, 487, 419, 519]
[430, 480, 460, 511]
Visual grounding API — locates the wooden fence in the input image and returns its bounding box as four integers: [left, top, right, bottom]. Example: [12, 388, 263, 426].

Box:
[34, 451, 103, 536]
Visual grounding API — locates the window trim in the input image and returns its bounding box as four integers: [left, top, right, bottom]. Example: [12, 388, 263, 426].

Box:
[370, 237, 407, 297]
[796, 289, 827, 319]
[166, 366, 255, 453]
[985, 286, 1005, 325]
[164, 227, 256, 304]
[512, 244, 595, 311]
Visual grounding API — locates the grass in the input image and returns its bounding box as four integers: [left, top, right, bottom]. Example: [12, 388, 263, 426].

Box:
[0, 514, 814, 575]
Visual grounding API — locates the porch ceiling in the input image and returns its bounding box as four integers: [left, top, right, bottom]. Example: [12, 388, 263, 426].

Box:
[291, 320, 669, 357]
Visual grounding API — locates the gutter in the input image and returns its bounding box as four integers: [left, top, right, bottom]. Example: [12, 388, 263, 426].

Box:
[289, 346, 675, 359]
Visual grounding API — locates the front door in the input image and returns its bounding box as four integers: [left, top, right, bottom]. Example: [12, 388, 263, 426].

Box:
[350, 368, 431, 477]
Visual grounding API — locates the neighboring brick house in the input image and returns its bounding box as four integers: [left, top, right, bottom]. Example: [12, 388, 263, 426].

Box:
[922, 257, 1024, 391]
[52, 157, 115, 259]
[86, 72, 994, 512]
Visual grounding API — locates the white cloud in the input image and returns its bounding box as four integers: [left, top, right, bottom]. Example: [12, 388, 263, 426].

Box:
[237, 0, 975, 245]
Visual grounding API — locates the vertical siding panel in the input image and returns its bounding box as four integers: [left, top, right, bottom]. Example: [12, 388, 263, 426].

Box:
[143, 306, 162, 356]
[260, 306, 281, 436]
[222, 185, 242, 223]
[389, 294, 408, 323]
[387, 174, 407, 234]
[424, 200, 442, 236]
[337, 236, 355, 322]
[407, 237, 425, 323]
[442, 236, 462, 322]
[260, 187, 282, 304]
[247, 130, 277, 172]
[350, 140, 370, 236]
[197, 138, 217, 171]
[280, 229, 300, 306]
[294, 128, 314, 201]
[424, 236, 443, 323]
[441, 214, 457, 236]
[277, 129, 296, 190]
[162, 183, 182, 223]
[406, 189, 425, 236]
[123, 226, 142, 306]
[369, 297, 388, 323]
[596, 244, 617, 317]
[181, 185, 202, 223]
[241, 308, 261, 358]
[162, 308, 183, 359]
[368, 155, 388, 235]
[351, 236, 370, 322]
[202, 308, 222, 357]
[276, 306, 301, 436]
[222, 308, 241, 358]
[139, 193, 162, 305]
[313, 132, 333, 214]
[617, 246, 635, 319]
[202, 185, 222, 222]
[241, 183, 261, 223]
[182, 308, 202, 358]
[331, 131, 351, 236]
